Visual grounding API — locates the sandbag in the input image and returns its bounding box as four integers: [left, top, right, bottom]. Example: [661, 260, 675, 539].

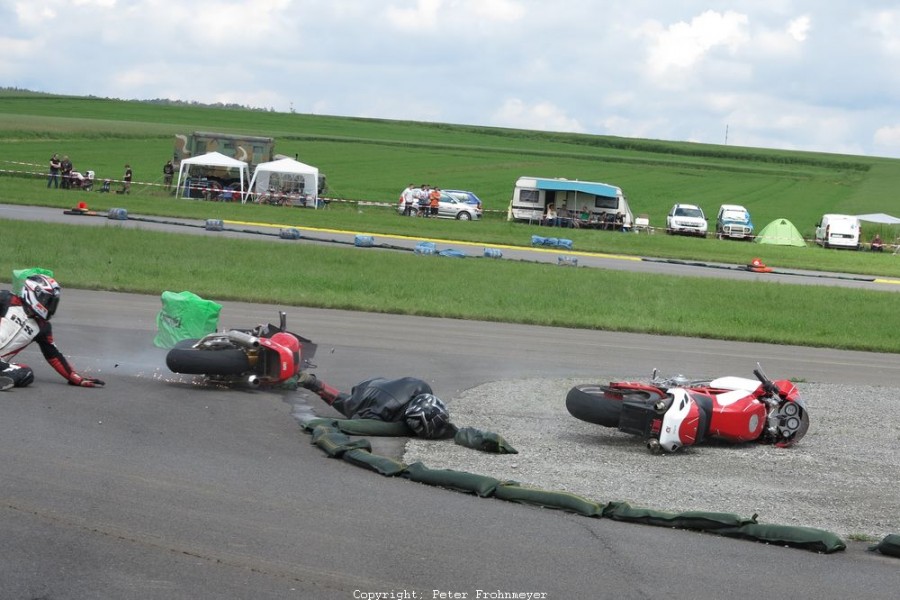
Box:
[602, 501, 756, 531]
[494, 483, 602, 517]
[342, 448, 407, 476]
[454, 427, 518, 454]
[401, 462, 501, 497]
[299, 417, 413, 437]
[716, 522, 846, 554]
[153, 290, 222, 348]
[310, 425, 372, 458]
[11, 267, 54, 294]
[869, 534, 900, 558]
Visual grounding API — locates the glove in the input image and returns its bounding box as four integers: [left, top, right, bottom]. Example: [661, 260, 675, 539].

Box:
[297, 371, 319, 391]
[68, 373, 105, 388]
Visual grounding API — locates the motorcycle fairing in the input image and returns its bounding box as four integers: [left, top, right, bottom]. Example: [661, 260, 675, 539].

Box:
[658, 389, 705, 452]
[706, 390, 767, 441]
[258, 332, 301, 381]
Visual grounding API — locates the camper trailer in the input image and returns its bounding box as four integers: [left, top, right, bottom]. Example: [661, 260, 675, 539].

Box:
[507, 177, 634, 228]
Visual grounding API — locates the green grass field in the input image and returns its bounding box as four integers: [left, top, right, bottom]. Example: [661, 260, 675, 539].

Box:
[1, 91, 899, 353]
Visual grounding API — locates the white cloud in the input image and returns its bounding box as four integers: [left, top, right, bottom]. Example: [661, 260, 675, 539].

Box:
[787, 15, 811, 41]
[491, 98, 584, 133]
[642, 10, 750, 75]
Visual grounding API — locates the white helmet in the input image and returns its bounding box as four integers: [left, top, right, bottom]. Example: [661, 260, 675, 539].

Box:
[20, 275, 61, 320]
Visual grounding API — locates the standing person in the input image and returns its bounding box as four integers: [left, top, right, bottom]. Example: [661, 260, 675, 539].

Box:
[60, 155, 73, 189]
[122, 164, 133, 194]
[163, 160, 175, 192]
[429, 186, 441, 217]
[47, 154, 61, 188]
[298, 372, 453, 438]
[401, 183, 416, 216]
[0, 275, 105, 390]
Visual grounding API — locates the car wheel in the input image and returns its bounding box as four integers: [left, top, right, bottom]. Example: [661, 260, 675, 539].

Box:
[457, 212, 471, 221]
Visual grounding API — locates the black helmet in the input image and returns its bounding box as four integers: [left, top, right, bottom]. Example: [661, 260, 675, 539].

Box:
[403, 394, 450, 439]
[20, 274, 61, 320]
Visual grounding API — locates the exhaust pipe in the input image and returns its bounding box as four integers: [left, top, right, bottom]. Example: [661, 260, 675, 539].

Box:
[227, 330, 260, 348]
[246, 375, 261, 388]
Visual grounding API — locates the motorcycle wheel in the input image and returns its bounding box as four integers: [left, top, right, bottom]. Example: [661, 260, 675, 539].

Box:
[565, 385, 627, 427]
[166, 345, 251, 376]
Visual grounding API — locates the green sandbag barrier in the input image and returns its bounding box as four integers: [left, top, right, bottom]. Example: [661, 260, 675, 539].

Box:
[869, 534, 900, 558]
[494, 483, 602, 517]
[301, 417, 413, 437]
[602, 501, 756, 530]
[454, 427, 518, 454]
[717, 522, 846, 554]
[311, 425, 372, 458]
[401, 462, 501, 497]
[342, 448, 407, 476]
[297, 421, 845, 554]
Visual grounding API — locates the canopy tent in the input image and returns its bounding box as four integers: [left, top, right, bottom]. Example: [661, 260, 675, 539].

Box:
[753, 218, 807, 247]
[855, 213, 900, 225]
[247, 158, 319, 207]
[174, 151, 248, 199]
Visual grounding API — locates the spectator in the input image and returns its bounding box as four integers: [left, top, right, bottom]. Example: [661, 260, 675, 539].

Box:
[163, 160, 175, 192]
[429, 186, 441, 218]
[544, 203, 558, 226]
[122, 164, 133, 194]
[401, 183, 416, 216]
[871, 233, 884, 252]
[414, 184, 428, 216]
[60, 155, 73, 189]
[47, 154, 61, 188]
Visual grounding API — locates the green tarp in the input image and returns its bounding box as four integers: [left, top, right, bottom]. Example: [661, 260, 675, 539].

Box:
[153, 290, 222, 348]
[11, 267, 54, 294]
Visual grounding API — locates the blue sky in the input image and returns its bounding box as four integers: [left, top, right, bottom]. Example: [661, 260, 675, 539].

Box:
[5, 0, 900, 158]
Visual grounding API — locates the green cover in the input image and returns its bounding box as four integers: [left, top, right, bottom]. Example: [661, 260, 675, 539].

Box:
[310, 425, 372, 458]
[153, 290, 222, 348]
[342, 448, 407, 476]
[11, 267, 54, 293]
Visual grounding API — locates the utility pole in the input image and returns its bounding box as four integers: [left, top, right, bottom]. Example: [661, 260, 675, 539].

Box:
[725, 124, 729, 145]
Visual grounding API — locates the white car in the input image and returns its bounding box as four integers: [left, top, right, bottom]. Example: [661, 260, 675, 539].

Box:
[666, 203, 708, 237]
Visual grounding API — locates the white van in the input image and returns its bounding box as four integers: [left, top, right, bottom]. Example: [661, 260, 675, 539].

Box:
[815, 214, 860, 250]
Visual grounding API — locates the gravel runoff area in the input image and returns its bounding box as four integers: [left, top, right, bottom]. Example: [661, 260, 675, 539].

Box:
[404, 378, 900, 541]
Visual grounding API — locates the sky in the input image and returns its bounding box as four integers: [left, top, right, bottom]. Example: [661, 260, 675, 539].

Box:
[4, 0, 900, 158]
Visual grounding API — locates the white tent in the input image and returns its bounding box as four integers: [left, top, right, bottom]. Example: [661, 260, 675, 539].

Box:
[175, 151, 248, 200]
[855, 213, 900, 225]
[247, 158, 319, 207]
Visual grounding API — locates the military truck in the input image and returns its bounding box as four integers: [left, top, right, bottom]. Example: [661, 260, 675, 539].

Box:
[173, 132, 326, 197]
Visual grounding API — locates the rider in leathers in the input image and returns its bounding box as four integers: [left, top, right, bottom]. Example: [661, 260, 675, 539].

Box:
[0, 275, 104, 390]
[298, 373, 452, 438]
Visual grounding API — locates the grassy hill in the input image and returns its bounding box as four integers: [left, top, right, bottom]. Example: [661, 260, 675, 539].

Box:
[0, 90, 893, 237]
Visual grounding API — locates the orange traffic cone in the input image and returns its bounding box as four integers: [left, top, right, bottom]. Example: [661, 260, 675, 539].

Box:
[747, 257, 773, 273]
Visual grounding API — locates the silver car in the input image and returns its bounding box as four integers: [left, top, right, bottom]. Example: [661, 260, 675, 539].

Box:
[399, 191, 482, 220]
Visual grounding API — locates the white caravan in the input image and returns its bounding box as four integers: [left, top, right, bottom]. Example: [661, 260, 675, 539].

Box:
[507, 177, 634, 228]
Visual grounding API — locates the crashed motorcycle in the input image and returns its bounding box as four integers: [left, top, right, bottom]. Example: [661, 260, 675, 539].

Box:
[165, 311, 316, 387]
[565, 366, 808, 453]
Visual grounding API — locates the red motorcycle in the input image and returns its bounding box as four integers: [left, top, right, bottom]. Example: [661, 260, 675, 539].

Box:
[565, 366, 808, 453]
[165, 311, 316, 387]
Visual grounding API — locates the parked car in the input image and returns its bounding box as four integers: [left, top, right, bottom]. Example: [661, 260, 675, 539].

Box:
[715, 204, 754, 240]
[666, 203, 708, 237]
[815, 214, 860, 249]
[444, 189, 483, 210]
[398, 190, 482, 220]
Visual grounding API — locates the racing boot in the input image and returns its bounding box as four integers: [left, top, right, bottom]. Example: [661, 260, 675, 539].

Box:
[0, 376, 14, 391]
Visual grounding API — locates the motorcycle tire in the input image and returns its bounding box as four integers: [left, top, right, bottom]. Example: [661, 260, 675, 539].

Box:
[565, 384, 626, 427]
[166, 346, 251, 376]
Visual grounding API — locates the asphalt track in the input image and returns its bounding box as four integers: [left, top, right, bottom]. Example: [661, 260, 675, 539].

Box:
[2, 291, 900, 600]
